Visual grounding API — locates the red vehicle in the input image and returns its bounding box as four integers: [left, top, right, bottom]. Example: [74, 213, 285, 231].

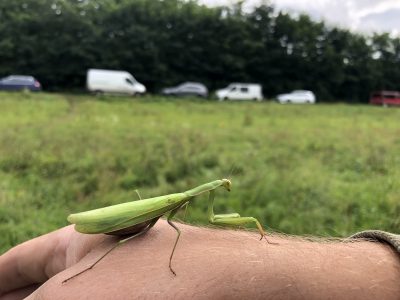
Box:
[369, 91, 400, 106]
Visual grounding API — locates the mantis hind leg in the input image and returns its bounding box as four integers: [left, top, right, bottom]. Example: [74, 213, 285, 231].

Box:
[207, 190, 277, 244]
[62, 217, 160, 284]
[166, 206, 183, 276]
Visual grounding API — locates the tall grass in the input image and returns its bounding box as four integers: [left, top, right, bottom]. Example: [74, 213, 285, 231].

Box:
[1, 92, 400, 253]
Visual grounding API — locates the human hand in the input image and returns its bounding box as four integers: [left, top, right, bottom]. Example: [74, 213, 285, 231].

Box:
[0, 224, 111, 299]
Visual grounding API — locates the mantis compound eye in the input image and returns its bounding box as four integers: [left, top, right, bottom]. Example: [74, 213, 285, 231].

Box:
[221, 178, 232, 191]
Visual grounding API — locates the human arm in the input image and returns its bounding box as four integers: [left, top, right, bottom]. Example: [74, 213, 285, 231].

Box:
[1, 221, 400, 300]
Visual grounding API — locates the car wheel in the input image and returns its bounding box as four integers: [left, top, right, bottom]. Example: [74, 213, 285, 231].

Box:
[94, 90, 103, 96]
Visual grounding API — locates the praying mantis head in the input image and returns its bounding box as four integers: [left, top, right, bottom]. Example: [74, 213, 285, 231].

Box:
[221, 178, 231, 192]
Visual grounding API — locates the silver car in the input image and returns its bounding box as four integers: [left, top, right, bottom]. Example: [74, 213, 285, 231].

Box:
[161, 82, 208, 98]
[277, 90, 316, 104]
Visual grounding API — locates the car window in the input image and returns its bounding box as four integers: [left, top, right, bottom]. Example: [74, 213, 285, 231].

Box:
[8, 76, 33, 82]
[240, 87, 249, 93]
[383, 94, 396, 99]
[3, 78, 26, 84]
[178, 83, 190, 89]
[373, 92, 400, 98]
[230, 87, 236, 91]
[186, 85, 200, 91]
[125, 78, 133, 85]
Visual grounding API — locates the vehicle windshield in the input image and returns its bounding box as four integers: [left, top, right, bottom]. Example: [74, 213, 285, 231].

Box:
[4, 76, 34, 82]
[293, 90, 308, 94]
[372, 91, 400, 98]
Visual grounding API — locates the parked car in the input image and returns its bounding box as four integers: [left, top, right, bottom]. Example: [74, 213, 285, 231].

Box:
[161, 82, 208, 97]
[276, 90, 316, 104]
[216, 83, 263, 101]
[0, 75, 41, 91]
[86, 69, 146, 96]
[369, 91, 400, 106]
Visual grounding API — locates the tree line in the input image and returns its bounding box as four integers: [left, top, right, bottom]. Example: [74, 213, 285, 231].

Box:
[1, 0, 399, 102]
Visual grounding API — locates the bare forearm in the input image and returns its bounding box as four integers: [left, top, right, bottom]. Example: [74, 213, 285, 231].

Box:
[254, 237, 400, 299]
[30, 222, 400, 299]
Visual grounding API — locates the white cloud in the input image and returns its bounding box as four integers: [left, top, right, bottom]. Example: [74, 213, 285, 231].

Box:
[198, 0, 400, 34]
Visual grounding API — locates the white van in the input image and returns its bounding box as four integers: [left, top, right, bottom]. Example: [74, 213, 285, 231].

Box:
[86, 69, 146, 96]
[216, 83, 263, 101]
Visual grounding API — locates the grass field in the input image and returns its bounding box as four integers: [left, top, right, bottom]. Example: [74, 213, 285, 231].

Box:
[1, 91, 400, 253]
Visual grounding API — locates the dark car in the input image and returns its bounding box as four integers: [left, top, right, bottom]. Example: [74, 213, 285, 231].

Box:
[0, 75, 41, 91]
[161, 82, 208, 98]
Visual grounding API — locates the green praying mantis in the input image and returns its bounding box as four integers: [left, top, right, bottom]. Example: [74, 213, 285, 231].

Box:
[63, 179, 273, 283]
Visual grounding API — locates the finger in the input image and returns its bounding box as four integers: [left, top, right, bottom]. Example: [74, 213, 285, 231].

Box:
[0, 226, 74, 296]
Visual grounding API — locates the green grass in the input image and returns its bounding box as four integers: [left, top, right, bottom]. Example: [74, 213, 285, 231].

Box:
[1, 91, 400, 253]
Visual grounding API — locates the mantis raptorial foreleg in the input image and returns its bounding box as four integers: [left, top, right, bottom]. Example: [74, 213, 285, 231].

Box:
[207, 190, 276, 244]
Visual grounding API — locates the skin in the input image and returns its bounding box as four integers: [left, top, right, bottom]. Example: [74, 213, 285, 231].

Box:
[1, 220, 400, 300]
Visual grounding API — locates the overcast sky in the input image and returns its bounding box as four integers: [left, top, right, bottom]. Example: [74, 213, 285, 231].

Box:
[199, 0, 400, 35]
